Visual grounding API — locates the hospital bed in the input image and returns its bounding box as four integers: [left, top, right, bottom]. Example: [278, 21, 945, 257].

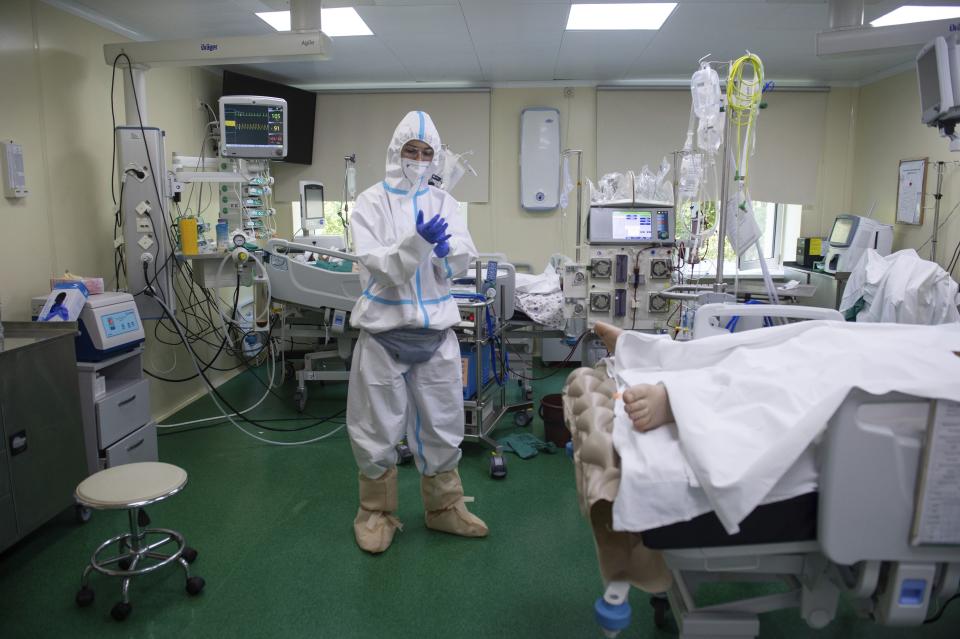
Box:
[264, 241, 539, 432]
[264, 237, 361, 410]
[565, 303, 960, 638]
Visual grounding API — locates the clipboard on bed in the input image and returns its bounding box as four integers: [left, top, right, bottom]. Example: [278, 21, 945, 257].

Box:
[911, 399, 960, 546]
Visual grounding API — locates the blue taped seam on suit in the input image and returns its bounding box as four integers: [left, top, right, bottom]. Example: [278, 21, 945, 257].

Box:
[382, 181, 408, 196]
[417, 111, 425, 141]
[413, 190, 430, 328]
[363, 281, 413, 306]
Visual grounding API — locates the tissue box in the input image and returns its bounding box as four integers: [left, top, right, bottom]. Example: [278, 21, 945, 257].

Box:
[50, 275, 104, 295]
[37, 282, 88, 322]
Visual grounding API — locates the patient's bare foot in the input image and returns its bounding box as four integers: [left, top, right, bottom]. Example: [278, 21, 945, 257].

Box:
[623, 383, 674, 432]
[593, 321, 623, 354]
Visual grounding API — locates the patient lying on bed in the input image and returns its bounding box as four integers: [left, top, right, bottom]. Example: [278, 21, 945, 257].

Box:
[566, 319, 960, 593]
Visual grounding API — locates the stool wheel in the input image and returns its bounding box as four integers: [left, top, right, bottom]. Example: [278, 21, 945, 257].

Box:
[75, 586, 95, 607]
[186, 576, 206, 596]
[182, 547, 198, 564]
[110, 601, 132, 621]
[75, 505, 92, 524]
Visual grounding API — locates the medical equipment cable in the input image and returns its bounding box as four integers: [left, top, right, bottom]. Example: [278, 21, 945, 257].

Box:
[113, 53, 172, 299]
[161, 310, 347, 427]
[144, 288, 345, 445]
[924, 593, 959, 624]
[109, 62, 248, 375]
[144, 273, 240, 382]
[158, 328, 280, 428]
[502, 330, 589, 382]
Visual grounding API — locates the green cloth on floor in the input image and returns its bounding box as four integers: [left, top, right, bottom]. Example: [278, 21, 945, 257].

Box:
[498, 433, 557, 459]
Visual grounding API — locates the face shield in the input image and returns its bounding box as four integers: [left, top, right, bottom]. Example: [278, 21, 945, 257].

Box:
[400, 140, 436, 183]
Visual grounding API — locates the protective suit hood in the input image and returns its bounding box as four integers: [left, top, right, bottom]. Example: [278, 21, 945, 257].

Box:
[384, 111, 441, 194]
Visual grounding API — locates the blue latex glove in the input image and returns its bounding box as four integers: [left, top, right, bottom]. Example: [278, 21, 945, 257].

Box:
[416, 210, 448, 244]
[433, 234, 452, 258]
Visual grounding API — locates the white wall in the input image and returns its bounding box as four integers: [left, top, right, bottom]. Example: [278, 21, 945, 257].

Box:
[0, 0, 236, 421]
[272, 91, 491, 205]
[460, 86, 597, 271]
[849, 71, 960, 271]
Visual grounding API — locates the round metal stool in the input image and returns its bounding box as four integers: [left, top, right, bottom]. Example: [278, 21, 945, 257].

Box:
[74, 462, 205, 621]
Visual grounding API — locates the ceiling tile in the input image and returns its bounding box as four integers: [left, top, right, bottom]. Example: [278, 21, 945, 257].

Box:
[555, 30, 657, 81]
[358, 5, 483, 81]
[58, 0, 926, 85]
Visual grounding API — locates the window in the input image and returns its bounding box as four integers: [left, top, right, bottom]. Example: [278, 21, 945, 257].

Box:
[289, 201, 469, 239]
[291, 200, 354, 238]
[694, 201, 802, 275]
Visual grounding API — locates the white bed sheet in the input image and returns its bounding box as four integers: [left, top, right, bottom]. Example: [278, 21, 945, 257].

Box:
[610, 321, 960, 534]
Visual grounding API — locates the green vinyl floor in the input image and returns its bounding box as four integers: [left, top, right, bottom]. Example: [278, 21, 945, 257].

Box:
[1, 363, 958, 638]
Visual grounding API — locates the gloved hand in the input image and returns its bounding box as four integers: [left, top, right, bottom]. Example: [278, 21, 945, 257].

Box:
[416, 210, 448, 245]
[433, 235, 452, 258]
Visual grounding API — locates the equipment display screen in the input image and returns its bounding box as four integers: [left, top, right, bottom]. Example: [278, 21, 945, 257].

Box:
[222, 104, 284, 148]
[918, 47, 942, 116]
[829, 217, 855, 246]
[101, 309, 139, 338]
[304, 184, 324, 221]
[612, 211, 653, 241]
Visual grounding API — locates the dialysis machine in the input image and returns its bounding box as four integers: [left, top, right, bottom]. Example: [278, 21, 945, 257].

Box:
[822, 214, 893, 274]
[566, 204, 677, 338]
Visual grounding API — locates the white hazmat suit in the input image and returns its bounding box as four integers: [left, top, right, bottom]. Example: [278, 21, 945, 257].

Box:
[346, 111, 487, 553]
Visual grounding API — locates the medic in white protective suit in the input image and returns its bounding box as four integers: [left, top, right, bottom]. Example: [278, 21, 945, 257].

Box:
[346, 111, 488, 554]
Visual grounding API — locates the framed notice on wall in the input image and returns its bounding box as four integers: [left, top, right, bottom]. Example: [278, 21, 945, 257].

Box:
[896, 158, 927, 225]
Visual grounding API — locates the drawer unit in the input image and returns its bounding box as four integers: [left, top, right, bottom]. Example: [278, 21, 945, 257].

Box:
[104, 423, 158, 468]
[0, 450, 10, 498]
[95, 379, 150, 449]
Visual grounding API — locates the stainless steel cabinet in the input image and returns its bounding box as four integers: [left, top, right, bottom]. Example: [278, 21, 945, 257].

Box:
[0, 323, 87, 552]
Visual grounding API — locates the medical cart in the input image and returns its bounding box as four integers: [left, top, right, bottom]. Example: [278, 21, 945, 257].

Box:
[456, 294, 533, 480]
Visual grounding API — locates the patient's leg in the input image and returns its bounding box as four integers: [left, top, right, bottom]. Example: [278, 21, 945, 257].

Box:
[593, 321, 623, 354]
[623, 384, 674, 432]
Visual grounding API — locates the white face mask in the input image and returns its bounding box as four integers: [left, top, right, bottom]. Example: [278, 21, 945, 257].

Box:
[402, 159, 432, 183]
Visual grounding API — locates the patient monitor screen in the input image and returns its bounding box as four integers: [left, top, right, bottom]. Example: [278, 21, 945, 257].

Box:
[223, 104, 284, 147]
[612, 211, 653, 241]
[829, 217, 855, 246]
[219, 96, 287, 158]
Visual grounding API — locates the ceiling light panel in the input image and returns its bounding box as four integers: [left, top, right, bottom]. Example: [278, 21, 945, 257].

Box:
[870, 5, 960, 28]
[566, 3, 678, 31]
[255, 8, 373, 36]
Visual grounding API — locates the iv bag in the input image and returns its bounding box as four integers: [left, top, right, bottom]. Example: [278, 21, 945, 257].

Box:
[559, 155, 574, 209]
[346, 165, 357, 199]
[678, 153, 703, 200]
[697, 113, 724, 153]
[691, 65, 721, 121]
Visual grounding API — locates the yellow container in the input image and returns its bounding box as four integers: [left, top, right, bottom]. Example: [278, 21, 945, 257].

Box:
[178, 217, 199, 255]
